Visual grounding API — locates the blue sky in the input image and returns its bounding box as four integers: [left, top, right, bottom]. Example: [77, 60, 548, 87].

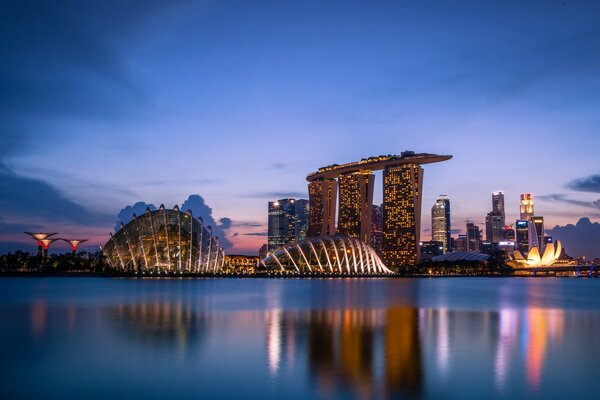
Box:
[1, 1, 600, 256]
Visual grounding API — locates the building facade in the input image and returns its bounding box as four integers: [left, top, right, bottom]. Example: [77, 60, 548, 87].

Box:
[382, 164, 423, 266]
[268, 198, 296, 251]
[466, 222, 481, 252]
[520, 193, 534, 220]
[431, 195, 451, 254]
[294, 199, 310, 241]
[337, 172, 375, 243]
[307, 179, 337, 237]
[515, 219, 529, 254]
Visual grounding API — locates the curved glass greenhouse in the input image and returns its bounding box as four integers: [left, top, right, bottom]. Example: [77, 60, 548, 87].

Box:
[103, 205, 225, 273]
[260, 235, 392, 274]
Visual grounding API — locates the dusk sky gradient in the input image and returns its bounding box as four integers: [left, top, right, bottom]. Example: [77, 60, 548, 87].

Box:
[1, 0, 600, 256]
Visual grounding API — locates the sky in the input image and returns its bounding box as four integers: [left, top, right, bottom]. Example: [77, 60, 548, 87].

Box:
[1, 0, 600, 257]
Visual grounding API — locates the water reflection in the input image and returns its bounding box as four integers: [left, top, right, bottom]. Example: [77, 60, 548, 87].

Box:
[266, 307, 423, 398]
[106, 302, 207, 354]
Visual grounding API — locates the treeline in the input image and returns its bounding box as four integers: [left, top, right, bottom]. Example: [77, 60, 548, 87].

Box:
[0, 250, 112, 273]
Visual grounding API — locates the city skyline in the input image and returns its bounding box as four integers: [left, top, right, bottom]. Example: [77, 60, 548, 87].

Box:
[2, 1, 600, 257]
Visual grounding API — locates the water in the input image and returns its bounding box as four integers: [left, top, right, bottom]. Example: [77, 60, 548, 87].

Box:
[1, 277, 599, 399]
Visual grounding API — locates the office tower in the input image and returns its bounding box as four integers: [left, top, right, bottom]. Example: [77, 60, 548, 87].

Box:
[515, 220, 529, 254]
[337, 171, 375, 243]
[382, 164, 423, 266]
[307, 179, 337, 237]
[492, 191, 505, 214]
[485, 191, 505, 243]
[268, 198, 296, 251]
[371, 204, 384, 257]
[466, 222, 481, 252]
[294, 199, 310, 241]
[485, 212, 505, 243]
[431, 195, 451, 254]
[530, 216, 545, 252]
[520, 193, 534, 220]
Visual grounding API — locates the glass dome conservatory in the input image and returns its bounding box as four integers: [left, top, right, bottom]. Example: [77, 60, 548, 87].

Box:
[260, 235, 392, 274]
[103, 205, 225, 273]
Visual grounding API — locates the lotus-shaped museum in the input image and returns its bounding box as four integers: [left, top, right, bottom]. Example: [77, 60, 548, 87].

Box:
[260, 235, 392, 274]
[103, 205, 225, 273]
[509, 240, 568, 268]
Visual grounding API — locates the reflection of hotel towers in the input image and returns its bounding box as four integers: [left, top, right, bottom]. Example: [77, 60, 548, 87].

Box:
[24, 232, 58, 257]
[307, 153, 451, 266]
[265, 307, 423, 397]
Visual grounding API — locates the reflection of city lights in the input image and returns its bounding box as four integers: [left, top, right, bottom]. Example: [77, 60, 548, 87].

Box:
[266, 310, 281, 376]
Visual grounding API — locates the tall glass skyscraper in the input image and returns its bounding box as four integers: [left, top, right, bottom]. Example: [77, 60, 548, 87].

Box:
[520, 193, 534, 220]
[485, 191, 505, 243]
[431, 195, 451, 253]
[294, 199, 310, 241]
[268, 198, 296, 251]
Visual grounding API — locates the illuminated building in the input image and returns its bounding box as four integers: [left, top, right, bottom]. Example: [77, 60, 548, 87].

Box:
[507, 240, 575, 267]
[515, 220, 529, 254]
[307, 179, 337, 237]
[420, 241, 444, 259]
[530, 216, 545, 252]
[503, 225, 515, 241]
[382, 164, 423, 266]
[337, 172, 374, 243]
[370, 204, 383, 257]
[486, 191, 505, 243]
[520, 193, 534, 220]
[466, 222, 481, 252]
[224, 254, 260, 273]
[431, 195, 451, 253]
[61, 239, 88, 255]
[258, 244, 268, 259]
[24, 232, 58, 257]
[260, 235, 392, 274]
[486, 211, 505, 243]
[102, 205, 225, 273]
[268, 198, 296, 251]
[492, 191, 505, 214]
[306, 152, 451, 266]
[294, 199, 310, 241]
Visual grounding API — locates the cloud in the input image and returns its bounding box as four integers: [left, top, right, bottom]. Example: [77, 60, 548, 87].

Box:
[0, 162, 113, 226]
[242, 232, 268, 237]
[538, 194, 600, 210]
[568, 174, 600, 193]
[272, 163, 286, 169]
[547, 218, 600, 259]
[0, 1, 189, 158]
[234, 222, 264, 228]
[181, 194, 233, 249]
[115, 202, 157, 231]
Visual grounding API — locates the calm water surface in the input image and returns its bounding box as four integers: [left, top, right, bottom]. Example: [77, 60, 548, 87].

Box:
[1, 277, 599, 399]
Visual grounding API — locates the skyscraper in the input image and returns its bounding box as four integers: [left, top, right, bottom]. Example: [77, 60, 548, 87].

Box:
[371, 204, 384, 257]
[431, 195, 451, 253]
[307, 179, 337, 237]
[530, 216, 545, 252]
[485, 191, 505, 243]
[466, 222, 481, 252]
[382, 164, 423, 266]
[338, 172, 375, 243]
[520, 193, 534, 220]
[268, 198, 296, 251]
[492, 191, 505, 214]
[515, 220, 529, 254]
[294, 199, 310, 241]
